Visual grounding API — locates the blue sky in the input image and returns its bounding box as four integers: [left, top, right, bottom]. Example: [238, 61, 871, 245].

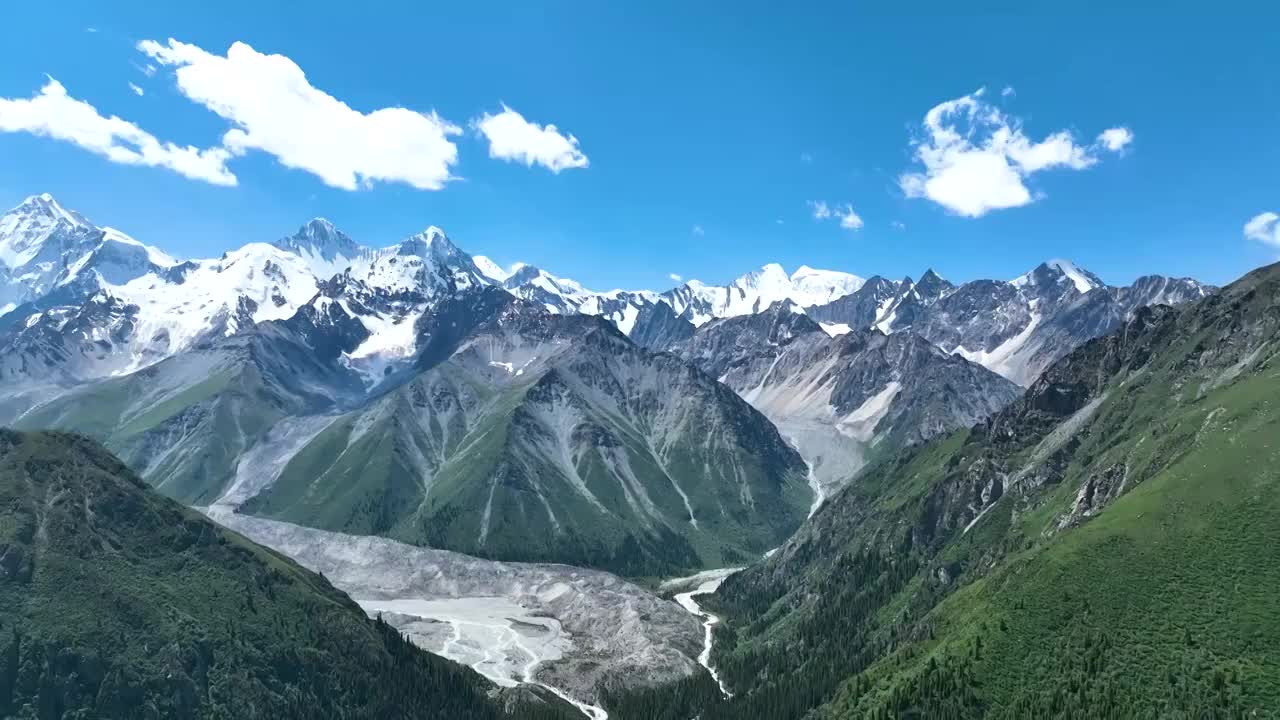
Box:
[1, 1, 1277, 289]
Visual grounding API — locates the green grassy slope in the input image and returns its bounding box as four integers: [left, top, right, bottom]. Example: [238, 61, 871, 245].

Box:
[12, 322, 366, 507]
[0, 430, 579, 720]
[692, 262, 1280, 719]
[243, 327, 812, 577]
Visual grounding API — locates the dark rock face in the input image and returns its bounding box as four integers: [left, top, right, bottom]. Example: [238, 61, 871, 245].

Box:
[628, 300, 696, 351]
[806, 276, 906, 329]
[807, 263, 1213, 386]
[672, 302, 1021, 496]
[0, 291, 145, 389]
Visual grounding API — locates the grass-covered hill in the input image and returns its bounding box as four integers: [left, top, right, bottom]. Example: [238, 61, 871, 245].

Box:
[692, 261, 1280, 719]
[0, 429, 580, 720]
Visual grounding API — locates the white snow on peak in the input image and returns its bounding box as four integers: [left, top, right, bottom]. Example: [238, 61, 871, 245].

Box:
[657, 262, 866, 327]
[101, 242, 323, 372]
[789, 265, 865, 305]
[473, 255, 513, 282]
[1046, 259, 1099, 293]
[1011, 259, 1100, 294]
[100, 227, 177, 268]
[0, 194, 93, 269]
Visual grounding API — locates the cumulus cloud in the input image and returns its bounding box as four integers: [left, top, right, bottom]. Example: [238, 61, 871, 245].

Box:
[668, 272, 683, 282]
[0, 77, 236, 185]
[139, 37, 461, 191]
[473, 104, 588, 173]
[1097, 126, 1134, 152]
[1244, 211, 1280, 248]
[128, 83, 144, 97]
[809, 200, 832, 219]
[835, 204, 864, 230]
[898, 88, 1132, 217]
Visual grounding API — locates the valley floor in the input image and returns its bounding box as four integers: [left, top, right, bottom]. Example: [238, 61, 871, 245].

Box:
[202, 507, 703, 713]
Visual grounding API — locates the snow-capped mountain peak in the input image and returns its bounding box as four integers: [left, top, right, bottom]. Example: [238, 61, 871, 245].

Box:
[273, 218, 365, 281]
[653, 262, 867, 326]
[473, 255, 515, 282]
[0, 194, 182, 317]
[341, 226, 488, 296]
[0, 193, 94, 270]
[19, 193, 90, 228]
[1045, 259, 1102, 293]
[396, 226, 454, 256]
[1011, 259, 1103, 295]
[790, 265, 866, 305]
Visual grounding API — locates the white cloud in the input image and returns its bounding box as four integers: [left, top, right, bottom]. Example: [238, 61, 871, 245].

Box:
[1001, 86, 1015, 98]
[810, 200, 862, 230]
[139, 38, 461, 191]
[0, 77, 236, 185]
[668, 272, 683, 282]
[128, 83, 144, 97]
[835, 204, 864, 230]
[898, 88, 1131, 217]
[1244, 211, 1280, 248]
[473, 104, 588, 173]
[1097, 126, 1134, 153]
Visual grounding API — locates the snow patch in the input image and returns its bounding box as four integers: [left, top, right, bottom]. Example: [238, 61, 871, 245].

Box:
[835, 381, 901, 442]
[950, 304, 1041, 381]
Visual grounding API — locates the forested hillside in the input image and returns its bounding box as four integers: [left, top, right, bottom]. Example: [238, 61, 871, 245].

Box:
[693, 262, 1280, 719]
[0, 430, 579, 720]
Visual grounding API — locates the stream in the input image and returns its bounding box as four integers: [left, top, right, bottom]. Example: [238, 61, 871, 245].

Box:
[666, 567, 743, 696]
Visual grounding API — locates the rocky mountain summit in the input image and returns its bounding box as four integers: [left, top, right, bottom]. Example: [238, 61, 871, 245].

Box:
[673, 301, 1021, 499]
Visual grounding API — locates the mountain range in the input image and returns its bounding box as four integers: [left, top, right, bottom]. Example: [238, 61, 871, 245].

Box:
[687, 260, 1280, 719]
[5, 191, 1276, 720]
[0, 194, 1213, 577]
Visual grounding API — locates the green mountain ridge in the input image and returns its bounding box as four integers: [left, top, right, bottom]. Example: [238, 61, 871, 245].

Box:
[11, 287, 811, 576]
[242, 299, 812, 576]
[689, 261, 1280, 718]
[10, 321, 365, 506]
[0, 429, 580, 719]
